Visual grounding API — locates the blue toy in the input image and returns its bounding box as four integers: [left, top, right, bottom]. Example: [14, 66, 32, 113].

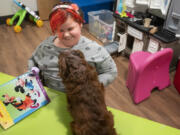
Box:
[117, 0, 123, 13]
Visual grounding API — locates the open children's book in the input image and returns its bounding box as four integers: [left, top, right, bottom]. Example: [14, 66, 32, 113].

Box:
[0, 67, 50, 129]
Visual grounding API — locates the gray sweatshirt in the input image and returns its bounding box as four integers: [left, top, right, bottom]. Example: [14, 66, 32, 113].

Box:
[28, 35, 117, 92]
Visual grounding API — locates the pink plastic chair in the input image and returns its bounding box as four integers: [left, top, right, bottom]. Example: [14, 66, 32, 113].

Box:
[173, 58, 180, 94]
[126, 48, 173, 104]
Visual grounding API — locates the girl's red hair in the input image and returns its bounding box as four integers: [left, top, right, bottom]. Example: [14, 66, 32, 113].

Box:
[49, 4, 84, 33]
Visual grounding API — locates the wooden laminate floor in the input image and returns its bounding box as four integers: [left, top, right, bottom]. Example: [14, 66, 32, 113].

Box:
[0, 21, 179, 129]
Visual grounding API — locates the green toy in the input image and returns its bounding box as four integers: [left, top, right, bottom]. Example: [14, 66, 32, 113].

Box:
[6, 0, 43, 32]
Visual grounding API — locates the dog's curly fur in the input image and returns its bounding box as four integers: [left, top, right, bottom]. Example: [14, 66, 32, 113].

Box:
[58, 50, 117, 135]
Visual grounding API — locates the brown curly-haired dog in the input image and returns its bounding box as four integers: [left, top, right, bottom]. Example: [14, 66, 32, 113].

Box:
[58, 49, 117, 135]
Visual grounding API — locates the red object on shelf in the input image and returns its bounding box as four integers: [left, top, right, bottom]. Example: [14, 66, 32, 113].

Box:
[126, 12, 134, 18]
[173, 59, 180, 94]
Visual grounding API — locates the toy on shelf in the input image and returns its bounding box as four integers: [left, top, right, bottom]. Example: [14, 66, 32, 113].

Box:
[117, 0, 123, 14]
[6, 0, 43, 32]
[115, 0, 128, 18]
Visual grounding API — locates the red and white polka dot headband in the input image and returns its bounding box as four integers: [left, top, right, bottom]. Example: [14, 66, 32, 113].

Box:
[51, 4, 80, 14]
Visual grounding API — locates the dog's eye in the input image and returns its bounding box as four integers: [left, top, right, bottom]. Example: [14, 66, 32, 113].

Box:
[72, 50, 84, 59]
[71, 51, 78, 56]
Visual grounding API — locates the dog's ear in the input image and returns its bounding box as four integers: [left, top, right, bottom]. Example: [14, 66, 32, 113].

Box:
[58, 54, 68, 79]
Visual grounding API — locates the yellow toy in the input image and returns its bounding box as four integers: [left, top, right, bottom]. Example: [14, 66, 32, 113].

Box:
[120, 4, 128, 18]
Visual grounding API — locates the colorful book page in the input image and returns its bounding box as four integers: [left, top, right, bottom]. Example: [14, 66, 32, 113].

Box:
[0, 69, 50, 129]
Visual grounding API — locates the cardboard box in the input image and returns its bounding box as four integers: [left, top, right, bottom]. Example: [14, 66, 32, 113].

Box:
[37, 0, 59, 20]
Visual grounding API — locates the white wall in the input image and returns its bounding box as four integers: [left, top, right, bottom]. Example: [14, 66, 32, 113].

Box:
[0, 0, 37, 16]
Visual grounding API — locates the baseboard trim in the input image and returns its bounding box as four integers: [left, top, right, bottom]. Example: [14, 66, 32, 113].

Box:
[0, 15, 13, 25]
[0, 11, 39, 25]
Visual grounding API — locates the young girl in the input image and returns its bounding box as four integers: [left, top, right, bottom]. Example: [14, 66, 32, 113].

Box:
[28, 2, 117, 92]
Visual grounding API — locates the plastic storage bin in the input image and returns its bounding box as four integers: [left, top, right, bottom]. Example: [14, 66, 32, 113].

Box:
[88, 10, 115, 43]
